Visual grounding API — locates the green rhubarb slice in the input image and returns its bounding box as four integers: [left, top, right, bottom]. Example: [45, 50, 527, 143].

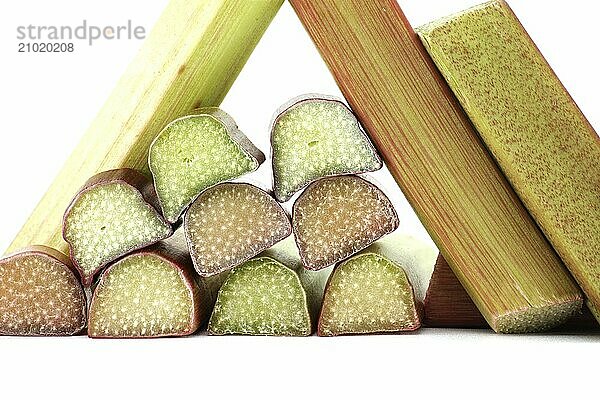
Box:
[319, 253, 421, 336]
[149, 109, 264, 222]
[363, 232, 438, 303]
[185, 183, 291, 277]
[0, 247, 86, 336]
[63, 178, 171, 286]
[293, 175, 398, 270]
[271, 95, 382, 202]
[208, 257, 311, 336]
[260, 236, 333, 325]
[88, 252, 199, 338]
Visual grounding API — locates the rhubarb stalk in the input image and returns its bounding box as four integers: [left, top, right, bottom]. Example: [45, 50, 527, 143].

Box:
[289, 0, 582, 332]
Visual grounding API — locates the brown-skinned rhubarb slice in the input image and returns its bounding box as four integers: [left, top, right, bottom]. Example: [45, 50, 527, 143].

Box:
[149, 108, 265, 223]
[271, 95, 382, 202]
[292, 175, 398, 270]
[0, 246, 86, 336]
[184, 183, 291, 277]
[318, 253, 421, 336]
[208, 257, 312, 336]
[63, 169, 172, 286]
[88, 243, 206, 338]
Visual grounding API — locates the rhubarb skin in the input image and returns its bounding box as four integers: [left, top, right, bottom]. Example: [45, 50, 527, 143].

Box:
[423, 255, 488, 328]
[0, 246, 86, 336]
[63, 169, 172, 286]
[88, 242, 207, 338]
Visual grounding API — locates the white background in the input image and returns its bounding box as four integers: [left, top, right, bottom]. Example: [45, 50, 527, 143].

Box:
[1, 1, 599, 399]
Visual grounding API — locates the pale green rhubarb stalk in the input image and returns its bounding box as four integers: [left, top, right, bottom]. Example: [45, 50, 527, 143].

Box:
[0, 246, 86, 336]
[271, 95, 382, 202]
[149, 108, 265, 223]
[184, 182, 291, 277]
[6, 0, 283, 256]
[88, 241, 211, 338]
[319, 253, 421, 336]
[292, 175, 398, 270]
[63, 169, 172, 286]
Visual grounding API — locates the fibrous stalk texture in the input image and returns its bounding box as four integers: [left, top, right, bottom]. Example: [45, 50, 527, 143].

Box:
[0, 246, 86, 336]
[319, 253, 420, 336]
[88, 248, 201, 338]
[423, 255, 488, 328]
[293, 175, 398, 270]
[289, 0, 582, 333]
[208, 257, 311, 336]
[417, 0, 600, 323]
[63, 169, 171, 286]
[424, 255, 598, 331]
[6, 0, 283, 256]
[271, 95, 381, 202]
[185, 183, 291, 277]
[149, 109, 264, 222]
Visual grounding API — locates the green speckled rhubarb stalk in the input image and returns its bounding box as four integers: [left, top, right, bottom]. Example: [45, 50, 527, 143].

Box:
[417, 0, 600, 323]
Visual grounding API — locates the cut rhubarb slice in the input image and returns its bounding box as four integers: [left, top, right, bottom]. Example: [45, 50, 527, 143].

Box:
[149, 108, 265, 222]
[88, 245, 204, 338]
[260, 236, 332, 326]
[185, 183, 291, 277]
[271, 95, 382, 202]
[0, 246, 86, 336]
[318, 253, 420, 336]
[63, 169, 172, 286]
[363, 232, 438, 303]
[293, 175, 398, 270]
[208, 257, 311, 336]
